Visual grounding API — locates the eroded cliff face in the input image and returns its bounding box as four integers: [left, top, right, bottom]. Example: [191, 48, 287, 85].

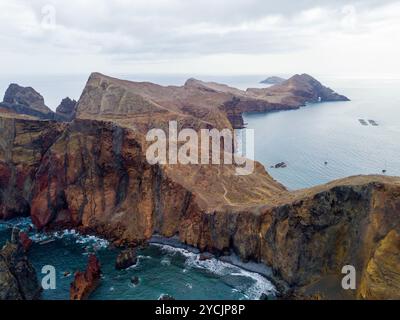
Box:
[261, 179, 400, 299]
[0, 118, 66, 219]
[23, 118, 285, 245]
[169, 177, 400, 300]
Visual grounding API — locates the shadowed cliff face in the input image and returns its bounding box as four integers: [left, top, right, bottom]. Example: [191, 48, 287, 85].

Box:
[0, 73, 398, 300]
[0, 118, 66, 219]
[23, 118, 285, 243]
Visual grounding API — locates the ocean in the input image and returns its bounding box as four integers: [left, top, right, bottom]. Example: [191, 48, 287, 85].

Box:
[0, 218, 275, 300]
[0, 74, 399, 299]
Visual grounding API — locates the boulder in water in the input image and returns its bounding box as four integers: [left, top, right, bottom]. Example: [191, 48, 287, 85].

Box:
[70, 254, 101, 300]
[115, 248, 137, 270]
[130, 276, 140, 285]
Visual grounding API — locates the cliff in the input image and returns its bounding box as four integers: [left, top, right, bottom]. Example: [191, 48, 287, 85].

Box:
[0, 118, 66, 219]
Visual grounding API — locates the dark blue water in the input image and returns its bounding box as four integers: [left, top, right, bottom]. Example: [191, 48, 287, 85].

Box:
[0, 219, 275, 300]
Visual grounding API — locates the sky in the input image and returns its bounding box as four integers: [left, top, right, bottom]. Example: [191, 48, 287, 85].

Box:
[0, 0, 400, 78]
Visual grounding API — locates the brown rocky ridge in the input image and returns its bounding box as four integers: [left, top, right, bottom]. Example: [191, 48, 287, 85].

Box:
[0, 72, 398, 300]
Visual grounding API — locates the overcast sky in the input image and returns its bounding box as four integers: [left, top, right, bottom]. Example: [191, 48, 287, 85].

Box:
[1, 0, 399, 77]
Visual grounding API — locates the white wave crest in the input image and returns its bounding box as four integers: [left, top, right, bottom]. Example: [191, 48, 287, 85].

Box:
[153, 244, 276, 299]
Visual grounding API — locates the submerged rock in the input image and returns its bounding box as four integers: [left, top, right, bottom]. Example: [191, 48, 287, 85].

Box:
[70, 254, 101, 300]
[3, 83, 52, 115]
[0, 231, 42, 300]
[115, 248, 137, 270]
[273, 162, 287, 169]
[130, 276, 140, 285]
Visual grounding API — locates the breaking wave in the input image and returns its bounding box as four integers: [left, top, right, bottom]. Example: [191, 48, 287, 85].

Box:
[0, 218, 109, 251]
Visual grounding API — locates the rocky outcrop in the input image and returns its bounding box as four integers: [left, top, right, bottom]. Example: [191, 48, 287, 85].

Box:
[3, 84, 52, 115]
[0, 84, 73, 121]
[115, 249, 137, 270]
[0, 229, 42, 300]
[131, 276, 139, 285]
[70, 254, 101, 300]
[56, 97, 77, 122]
[1, 84, 56, 120]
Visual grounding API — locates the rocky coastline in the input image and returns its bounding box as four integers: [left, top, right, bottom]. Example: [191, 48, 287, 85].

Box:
[0, 73, 399, 300]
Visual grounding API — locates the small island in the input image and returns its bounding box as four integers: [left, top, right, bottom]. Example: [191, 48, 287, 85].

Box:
[260, 76, 286, 85]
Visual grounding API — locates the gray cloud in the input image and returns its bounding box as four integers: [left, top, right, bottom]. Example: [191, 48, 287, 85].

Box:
[0, 0, 399, 76]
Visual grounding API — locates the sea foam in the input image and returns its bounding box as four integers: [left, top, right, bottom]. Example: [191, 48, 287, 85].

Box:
[152, 243, 276, 299]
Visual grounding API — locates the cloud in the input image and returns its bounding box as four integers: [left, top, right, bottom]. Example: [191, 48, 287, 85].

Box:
[0, 0, 399, 76]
